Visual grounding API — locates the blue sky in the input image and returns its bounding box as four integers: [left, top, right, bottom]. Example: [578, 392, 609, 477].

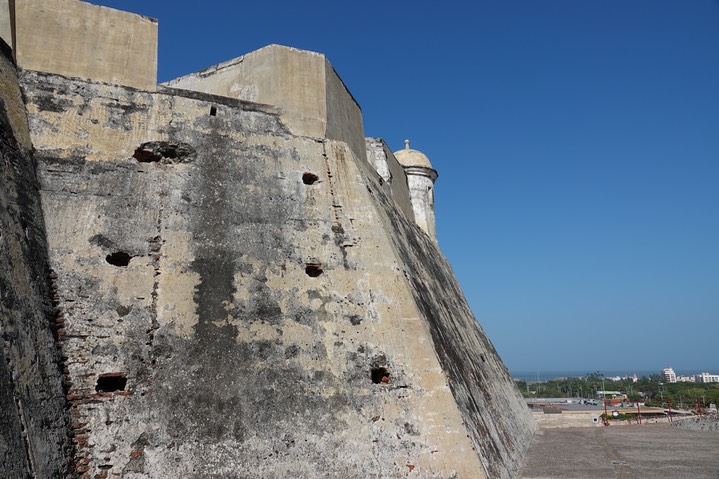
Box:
[93, 1, 719, 375]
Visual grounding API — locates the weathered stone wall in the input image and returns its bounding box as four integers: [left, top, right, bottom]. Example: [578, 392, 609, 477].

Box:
[364, 137, 414, 221]
[324, 58, 366, 165]
[0, 43, 72, 478]
[355, 150, 537, 478]
[20, 68, 535, 478]
[671, 416, 719, 432]
[14, 0, 157, 90]
[0, 0, 13, 51]
[164, 44, 367, 163]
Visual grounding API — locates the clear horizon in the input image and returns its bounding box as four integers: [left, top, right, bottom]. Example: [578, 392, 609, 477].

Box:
[91, 0, 719, 373]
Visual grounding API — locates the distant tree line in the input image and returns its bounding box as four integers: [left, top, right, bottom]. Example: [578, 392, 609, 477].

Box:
[516, 372, 719, 407]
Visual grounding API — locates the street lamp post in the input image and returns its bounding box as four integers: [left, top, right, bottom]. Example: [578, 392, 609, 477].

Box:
[659, 384, 664, 407]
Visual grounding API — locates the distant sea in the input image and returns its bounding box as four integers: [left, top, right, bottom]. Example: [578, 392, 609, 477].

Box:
[510, 369, 716, 382]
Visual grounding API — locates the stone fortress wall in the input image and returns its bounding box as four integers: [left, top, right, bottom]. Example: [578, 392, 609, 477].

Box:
[164, 45, 367, 166]
[0, 1, 537, 478]
[0, 35, 74, 478]
[10, 0, 158, 90]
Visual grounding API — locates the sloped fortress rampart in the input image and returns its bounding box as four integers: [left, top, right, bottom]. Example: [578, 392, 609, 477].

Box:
[0, 1, 536, 478]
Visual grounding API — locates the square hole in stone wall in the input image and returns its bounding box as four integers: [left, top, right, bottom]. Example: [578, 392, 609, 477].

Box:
[96, 373, 127, 393]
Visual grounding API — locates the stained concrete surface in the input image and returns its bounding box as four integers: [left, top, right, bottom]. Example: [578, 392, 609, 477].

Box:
[164, 44, 367, 162]
[0, 42, 73, 478]
[14, 0, 158, 90]
[3, 2, 538, 476]
[16, 66, 536, 478]
[520, 424, 719, 479]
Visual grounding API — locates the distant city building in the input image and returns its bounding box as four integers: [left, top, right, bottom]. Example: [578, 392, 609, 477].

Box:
[662, 367, 677, 383]
[632, 373, 638, 383]
[694, 372, 719, 383]
[597, 391, 625, 399]
[676, 375, 696, 383]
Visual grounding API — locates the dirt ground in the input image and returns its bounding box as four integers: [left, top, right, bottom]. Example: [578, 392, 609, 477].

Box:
[520, 423, 719, 478]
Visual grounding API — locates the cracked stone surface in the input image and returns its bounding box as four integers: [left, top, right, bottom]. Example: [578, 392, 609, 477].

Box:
[0, 48, 73, 478]
[1, 62, 536, 478]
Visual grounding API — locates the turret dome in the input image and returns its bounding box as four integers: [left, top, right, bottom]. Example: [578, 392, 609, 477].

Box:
[393, 139, 434, 169]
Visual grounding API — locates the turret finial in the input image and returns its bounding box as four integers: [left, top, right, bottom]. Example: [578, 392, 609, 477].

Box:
[404, 139, 410, 149]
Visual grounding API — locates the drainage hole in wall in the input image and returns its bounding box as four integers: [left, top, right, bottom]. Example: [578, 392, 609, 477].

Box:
[371, 367, 390, 384]
[210, 106, 217, 116]
[480, 353, 486, 363]
[133, 148, 162, 163]
[106, 251, 132, 267]
[302, 172, 319, 185]
[96, 373, 127, 392]
[305, 263, 323, 277]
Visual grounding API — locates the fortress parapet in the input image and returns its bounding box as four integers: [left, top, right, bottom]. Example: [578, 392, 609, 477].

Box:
[365, 137, 415, 220]
[164, 44, 367, 163]
[0, 0, 440, 238]
[4, 0, 157, 90]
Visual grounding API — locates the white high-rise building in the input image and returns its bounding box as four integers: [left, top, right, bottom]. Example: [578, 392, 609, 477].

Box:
[662, 367, 677, 383]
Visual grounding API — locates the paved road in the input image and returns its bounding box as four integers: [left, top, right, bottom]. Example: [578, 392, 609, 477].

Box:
[520, 424, 719, 478]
